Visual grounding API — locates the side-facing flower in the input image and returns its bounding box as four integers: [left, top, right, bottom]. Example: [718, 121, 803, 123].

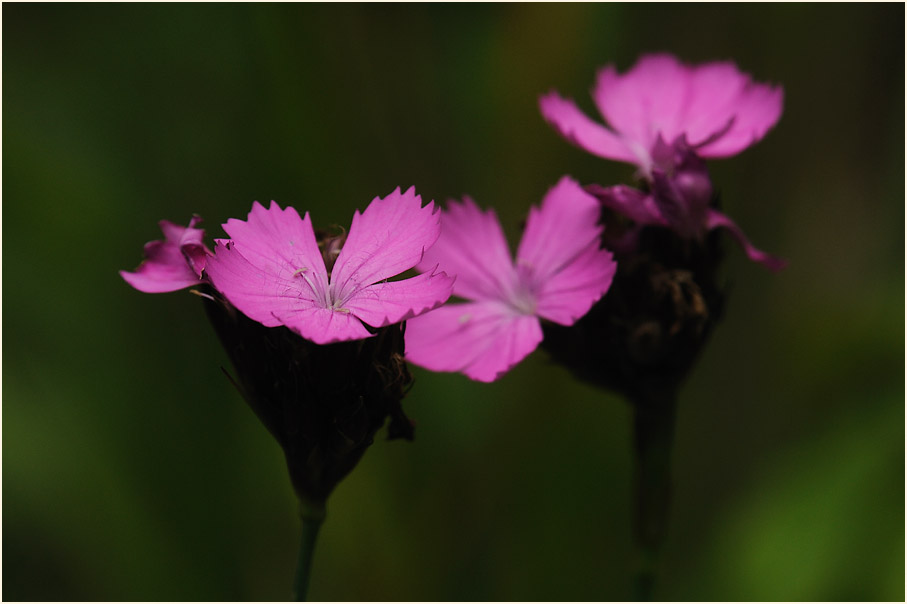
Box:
[405, 176, 617, 382]
[205, 187, 456, 345]
[540, 53, 785, 270]
[539, 53, 783, 173]
[120, 216, 210, 292]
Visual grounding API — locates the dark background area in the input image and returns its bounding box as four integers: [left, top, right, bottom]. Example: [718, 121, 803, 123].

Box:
[3, 3, 904, 601]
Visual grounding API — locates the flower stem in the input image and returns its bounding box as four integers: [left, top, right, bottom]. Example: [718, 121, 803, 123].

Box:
[293, 499, 326, 602]
[630, 386, 677, 601]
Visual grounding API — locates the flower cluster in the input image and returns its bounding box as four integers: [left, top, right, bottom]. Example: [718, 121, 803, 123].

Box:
[122, 52, 785, 600]
[122, 51, 784, 485]
[124, 54, 785, 390]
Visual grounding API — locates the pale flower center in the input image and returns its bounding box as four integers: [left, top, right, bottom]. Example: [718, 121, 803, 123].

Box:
[508, 261, 538, 315]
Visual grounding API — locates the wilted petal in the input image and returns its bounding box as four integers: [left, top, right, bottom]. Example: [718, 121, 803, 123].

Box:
[343, 268, 455, 328]
[405, 301, 543, 383]
[535, 241, 617, 326]
[120, 218, 208, 293]
[539, 91, 638, 163]
[585, 184, 667, 226]
[331, 187, 440, 302]
[517, 176, 605, 284]
[417, 197, 516, 302]
[706, 209, 787, 272]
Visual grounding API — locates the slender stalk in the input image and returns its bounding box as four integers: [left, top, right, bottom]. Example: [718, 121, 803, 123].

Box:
[630, 386, 677, 602]
[293, 499, 326, 601]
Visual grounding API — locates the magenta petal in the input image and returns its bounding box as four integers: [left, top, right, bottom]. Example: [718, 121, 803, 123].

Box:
[120, 241, 200, 293]
[593, 54, 783, 160]
[273, 305, 374, 345]
[539, 91, 638, 163]
[593, 54, 691, 152]
[331, 187, 441, 302]
[585, 184, 667, 226]
[517, 176, 605, 284]
[417, 196, 516, 302]
[535, 241, 617, 326]
[220, 201, 329, 298]
[343, 268, 455, 328]
[706, 209, 788, 271]
[121, 218, 208, 293]
[696, 79, 783, 158]
[405, 301, 543, 382]
[205, 241, 315, 328]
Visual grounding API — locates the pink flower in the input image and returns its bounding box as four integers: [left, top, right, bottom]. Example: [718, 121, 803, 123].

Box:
[540, 54, 786, 271]
[204, 187, 455, 345]
[540, 53, 783, 173]
[120, 216, 210, 293]
[404, 176, 617, 382]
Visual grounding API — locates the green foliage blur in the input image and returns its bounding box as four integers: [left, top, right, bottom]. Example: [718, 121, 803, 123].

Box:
[3, 3, 904, 601]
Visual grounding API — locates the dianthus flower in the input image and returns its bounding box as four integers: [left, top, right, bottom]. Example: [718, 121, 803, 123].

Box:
[120, 216, 210, 292]
[540, 53, 785, 270]
[205, 187, 455, 345]
[405, 176, 617, 382]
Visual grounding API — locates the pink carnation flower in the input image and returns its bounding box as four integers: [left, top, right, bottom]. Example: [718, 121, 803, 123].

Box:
[405, 176, 617, 382]
[540, 53, 786, 271]
[205, 187, 455, 345]
[120, 216, 210, 293]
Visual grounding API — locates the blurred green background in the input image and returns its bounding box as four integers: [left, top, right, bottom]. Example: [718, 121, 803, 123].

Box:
[4, 3, 904, 601]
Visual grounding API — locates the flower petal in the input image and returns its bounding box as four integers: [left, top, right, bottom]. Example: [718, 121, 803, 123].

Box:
[417, 196, 516, 302]
[405, 301, 543, 382]
[220, 201, 330, 303]
[585, 184, 668, 226]
[205, 241, 318, 328]
[343, 267, 455, 328]
[121, 218, 208, 293]
[593, 54, 691, 153]
[706, 209, 788, 271]
[696, 78, 783, 158]
[593, 54, 783, 160]
[535, 240, 617, 326]
[331, 186, 441, 302]
[273, 305, 374, 345]
[539, 91, 638, 163]
[516, 176, 605, 284]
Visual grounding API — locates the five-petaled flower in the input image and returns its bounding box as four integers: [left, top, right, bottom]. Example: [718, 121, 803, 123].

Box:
[404, 176, 617, 382]
[540, 53, 786, 270]
[120, 216, 210, 293]
[204, 187, 455, 345]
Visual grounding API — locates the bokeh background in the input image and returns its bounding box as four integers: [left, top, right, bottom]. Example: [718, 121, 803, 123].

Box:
[4, 3, 904, 601]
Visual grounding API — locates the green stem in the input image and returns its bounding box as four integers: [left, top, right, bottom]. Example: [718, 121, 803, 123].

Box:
[630, 387, 677, 601]
[293, 499, 326, 602]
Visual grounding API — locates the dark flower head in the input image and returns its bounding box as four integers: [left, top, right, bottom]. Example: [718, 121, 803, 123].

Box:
[201, 283, 414, 506]
[541, 217, 726, 402]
